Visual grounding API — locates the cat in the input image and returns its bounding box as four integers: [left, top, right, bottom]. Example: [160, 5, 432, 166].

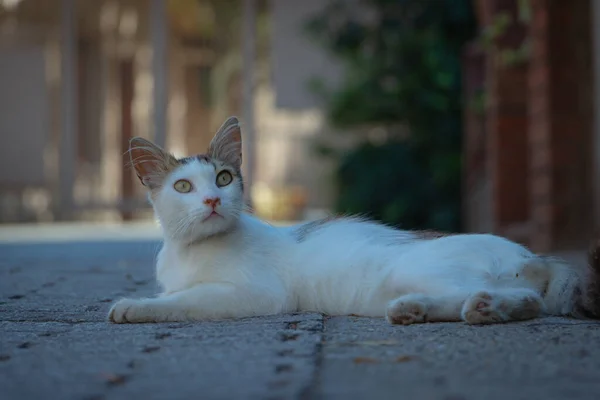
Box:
[108, 116, 600, 325]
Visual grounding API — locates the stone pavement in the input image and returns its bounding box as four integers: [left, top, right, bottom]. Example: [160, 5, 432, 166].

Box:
[1, 225, 600, 400]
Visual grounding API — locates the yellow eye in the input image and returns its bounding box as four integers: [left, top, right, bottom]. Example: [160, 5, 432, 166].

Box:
[216, 171, 233, 187]
[174, 179, 192, 193]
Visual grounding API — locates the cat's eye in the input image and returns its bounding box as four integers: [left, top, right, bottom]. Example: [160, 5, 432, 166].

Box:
[216, 171, 233, 187]
[174, 179, 192, 193]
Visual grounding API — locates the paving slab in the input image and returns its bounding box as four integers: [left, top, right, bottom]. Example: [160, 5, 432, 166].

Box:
[1, 228, 599, 400]
[319, 316, 600, 400]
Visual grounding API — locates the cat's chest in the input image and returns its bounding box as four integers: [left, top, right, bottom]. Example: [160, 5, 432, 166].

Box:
[156, 243, 241, 293]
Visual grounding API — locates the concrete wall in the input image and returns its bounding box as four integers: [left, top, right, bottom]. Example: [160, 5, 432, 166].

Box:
[271, 0, 342, 110]
[256, 0, 351, 214]
[0, 46, 49, 187]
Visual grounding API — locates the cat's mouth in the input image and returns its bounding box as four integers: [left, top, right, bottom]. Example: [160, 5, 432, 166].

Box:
[203, 211, 223, 221]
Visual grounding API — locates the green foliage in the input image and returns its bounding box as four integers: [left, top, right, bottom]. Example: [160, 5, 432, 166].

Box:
[336, 140, 461, 231]
[307, 0, 476, 232]
[479, 0, 531, 67]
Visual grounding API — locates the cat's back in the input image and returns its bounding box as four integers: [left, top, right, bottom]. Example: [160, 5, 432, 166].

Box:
[291, 216, 531, 256]
[285, 216, 418, 281]
[404, 232, 534, 265]
[287, 217, 535, 275]
[290, 216, 416, 247]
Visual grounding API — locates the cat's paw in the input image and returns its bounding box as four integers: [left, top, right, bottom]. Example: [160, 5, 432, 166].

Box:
[461, 291, 504, 325]
[386, 296, 428, 325]
[108, 298, 146, 324]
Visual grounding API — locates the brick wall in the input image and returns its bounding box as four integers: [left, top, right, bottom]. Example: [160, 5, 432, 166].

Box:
[463, 0, 595, 252]
[466, 0, 531, 243]
[528, 0, 594, 251]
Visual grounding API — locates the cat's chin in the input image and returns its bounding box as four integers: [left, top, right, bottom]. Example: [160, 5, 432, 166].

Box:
[169, 216, 238, 244]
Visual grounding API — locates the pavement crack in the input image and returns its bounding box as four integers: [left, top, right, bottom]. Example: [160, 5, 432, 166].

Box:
[298, 314, 325, 400]
[279, 332, 300, 341]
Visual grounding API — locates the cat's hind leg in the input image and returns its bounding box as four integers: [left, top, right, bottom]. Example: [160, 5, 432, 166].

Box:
[461, 288, 544, 325]
[386, 293, 467, 325]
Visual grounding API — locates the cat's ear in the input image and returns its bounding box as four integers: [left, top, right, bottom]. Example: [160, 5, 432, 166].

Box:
[129, 137, 178, 188]
[208, 116, 242, 169]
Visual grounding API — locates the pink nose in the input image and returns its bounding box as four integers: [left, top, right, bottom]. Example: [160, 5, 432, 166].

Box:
[203, 197, 221, 208]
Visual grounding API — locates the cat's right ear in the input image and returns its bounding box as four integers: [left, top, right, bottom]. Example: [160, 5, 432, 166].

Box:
[129, 137, 178, 188]
[208, 116, 242, 169]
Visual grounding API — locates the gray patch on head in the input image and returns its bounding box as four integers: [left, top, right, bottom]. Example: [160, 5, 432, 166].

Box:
[176, 153, 245, 194]
[177, 156, 194, 165]
[178, 154, 213, 165]
[196, 154, 212, 163]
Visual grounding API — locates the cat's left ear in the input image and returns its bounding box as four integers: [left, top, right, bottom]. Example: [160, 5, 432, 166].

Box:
[129, 137, 178, 188]
[208, 116, 242, 169]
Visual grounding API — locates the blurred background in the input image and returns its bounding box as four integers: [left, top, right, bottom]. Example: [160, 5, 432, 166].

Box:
[0, 0, 596, 254]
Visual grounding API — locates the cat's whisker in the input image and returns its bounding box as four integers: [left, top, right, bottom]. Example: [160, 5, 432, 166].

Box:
[169, 215, 193, 240]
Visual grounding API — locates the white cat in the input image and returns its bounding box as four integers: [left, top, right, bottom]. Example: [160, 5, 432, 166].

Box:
[109, 117, 600, 325]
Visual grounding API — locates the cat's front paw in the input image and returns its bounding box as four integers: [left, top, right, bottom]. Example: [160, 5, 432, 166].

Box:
[108, 298, 145, 324]
[386, 296, 428, 325]
[461, 291, 504, 325]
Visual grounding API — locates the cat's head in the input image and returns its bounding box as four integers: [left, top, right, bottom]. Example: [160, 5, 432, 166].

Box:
[129, 117, 245, 242]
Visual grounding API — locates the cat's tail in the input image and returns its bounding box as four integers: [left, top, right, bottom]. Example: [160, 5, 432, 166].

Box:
[575, 240, 600, 318]
[540, 241, 600, 318]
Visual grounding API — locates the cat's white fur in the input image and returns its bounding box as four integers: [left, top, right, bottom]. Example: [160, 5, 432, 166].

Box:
[109, 117, 585, 325]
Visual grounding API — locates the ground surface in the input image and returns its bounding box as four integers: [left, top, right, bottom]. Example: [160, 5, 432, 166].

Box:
[1, 224, 600, 400]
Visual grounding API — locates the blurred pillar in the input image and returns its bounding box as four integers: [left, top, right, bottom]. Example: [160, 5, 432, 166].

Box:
[151, 0, 168, 149]
[592, 0, 600, 234]
[58, 0, 78, 220]
[482, 0, 530, 244]
[242, 0, 257, 208]
[528, 0, 593, 251]
[462, 43, 491, 233]
[120, 59, 135, 221]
